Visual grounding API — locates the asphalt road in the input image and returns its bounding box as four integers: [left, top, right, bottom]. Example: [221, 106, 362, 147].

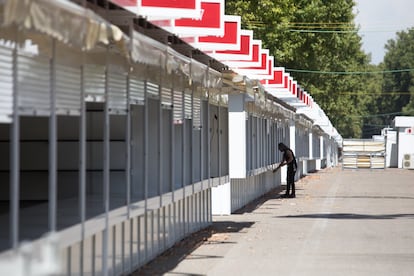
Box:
[133, 167, 414, 276]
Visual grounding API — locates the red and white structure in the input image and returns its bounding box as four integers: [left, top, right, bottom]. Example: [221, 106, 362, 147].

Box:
[186, 15, 241, 51]
[209, 30, 254, 61]
[151, 0, 225, 36]
[262, 68, 313, 109]
[110, 0, 203, 18]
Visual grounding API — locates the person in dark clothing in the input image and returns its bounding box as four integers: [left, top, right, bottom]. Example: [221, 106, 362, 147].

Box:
[273, 143, 297, 198]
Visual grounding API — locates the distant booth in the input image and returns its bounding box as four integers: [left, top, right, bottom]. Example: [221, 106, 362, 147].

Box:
[342, 139, 386, 169]
[392, 116, 414, 169]
[293, 114, 339, 178]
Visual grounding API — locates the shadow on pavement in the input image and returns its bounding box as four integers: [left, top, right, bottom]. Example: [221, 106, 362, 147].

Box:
[314, 195, 414, 200]
[276, 213, 414, 220]
[232, 186, 286, 214]
[132, 220, 255, 275]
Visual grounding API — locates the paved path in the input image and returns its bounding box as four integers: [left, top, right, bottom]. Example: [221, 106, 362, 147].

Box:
[133, 167, 414, 276]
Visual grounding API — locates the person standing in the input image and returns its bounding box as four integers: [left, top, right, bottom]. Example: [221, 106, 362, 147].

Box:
[273, 143, 297, 198]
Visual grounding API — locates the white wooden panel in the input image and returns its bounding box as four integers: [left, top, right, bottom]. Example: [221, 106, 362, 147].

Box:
[108, 65, 127, 114]
[84, 64, 105, 102]
[55, 63, 81, 115]
[129, 76, 145, 105]
[17, 53, 50, 115]
[0, 46, 13, 123]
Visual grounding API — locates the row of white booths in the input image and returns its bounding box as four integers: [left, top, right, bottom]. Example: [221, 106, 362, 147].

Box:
[0, 1, 341, 275]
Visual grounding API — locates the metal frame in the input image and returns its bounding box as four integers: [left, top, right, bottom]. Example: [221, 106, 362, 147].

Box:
[10, 29, 19, 249]
[49, 38, 57, 232]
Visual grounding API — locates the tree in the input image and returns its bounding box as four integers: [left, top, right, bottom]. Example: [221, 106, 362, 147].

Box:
[382, 28, 414, 118]
[359, 65, 386, 138]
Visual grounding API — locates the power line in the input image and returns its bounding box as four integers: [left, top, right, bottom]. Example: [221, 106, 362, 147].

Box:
[339, 92, 412, 95]
[285, 22, 354, 25]
[287, 29, 400, 33]
[285, 22, 412, 29]
[285, 68, 414, 74]
[363, 124, 392, 127]
[350, 111, 407, 118]
[288, 29, 358, 33]
[243, 21, 409, 33]
[285, 24, 356, 29]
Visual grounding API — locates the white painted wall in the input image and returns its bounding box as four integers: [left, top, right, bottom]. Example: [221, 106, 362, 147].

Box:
[309, 132, 313, 159]
[394, 116, 414, 168]
[211, 182, 231, 215]
[397, 128, 414, 168]
[228, 94, 246, 178]
[384, 130, 397, 167]
[289, 119, 296, 153]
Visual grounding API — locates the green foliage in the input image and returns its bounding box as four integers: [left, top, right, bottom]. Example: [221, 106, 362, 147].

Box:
[359, 64, 385, 137]
[383, 28, 414, 118]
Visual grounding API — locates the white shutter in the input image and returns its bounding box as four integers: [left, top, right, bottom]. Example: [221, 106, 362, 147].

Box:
[192, 96, 201, 129]
[17, 52, 50, 116]
[146, 81, 159, 98]
[0, 46, 13, 123]
[107, 65, 127, 114]
[84, 64, 105, 102]
[173, 89, 183, 124]
[184, 92, 192, 119]
[129, 75, 145, 105]
[55, 63, 81, 115]
[161, 86, 172, 108]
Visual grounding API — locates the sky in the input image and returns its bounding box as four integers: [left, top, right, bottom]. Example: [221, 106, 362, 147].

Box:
[353, 0, 414, 64]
